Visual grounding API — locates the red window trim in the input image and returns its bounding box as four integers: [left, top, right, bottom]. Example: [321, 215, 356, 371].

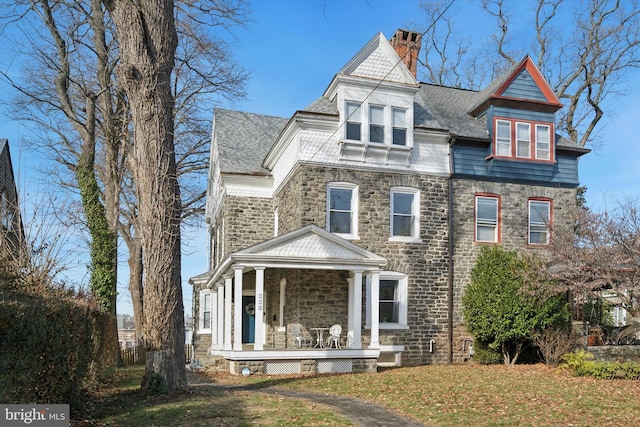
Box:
[474, 193, 501, 244]
[528, 197, 553, 246]
[490, 117, 555, 163]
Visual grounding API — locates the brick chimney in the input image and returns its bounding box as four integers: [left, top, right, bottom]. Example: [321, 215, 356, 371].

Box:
[390, 29, 422, 79]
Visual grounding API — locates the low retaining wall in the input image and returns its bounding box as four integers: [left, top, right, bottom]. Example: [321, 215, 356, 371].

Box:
[587, 345, 640, 363]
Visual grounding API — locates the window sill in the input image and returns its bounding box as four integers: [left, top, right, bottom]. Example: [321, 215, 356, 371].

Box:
[485, 154, 555, 164]
[197, 329, 212, 335]
[389, 236, 422, 243]
[474, 240, 500, 245]
[366, 323, 410, 330]
[332, 232, 360, 241]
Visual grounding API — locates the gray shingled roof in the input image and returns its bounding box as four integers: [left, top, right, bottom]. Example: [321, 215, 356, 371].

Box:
[214, 78, 588, 175]
[304, 96, 337, 115]
[417, 84, 488, 140]
[214, 108, 288, 174]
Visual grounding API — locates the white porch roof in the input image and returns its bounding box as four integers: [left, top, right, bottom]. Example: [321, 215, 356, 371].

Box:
[201, 224, 387, 287]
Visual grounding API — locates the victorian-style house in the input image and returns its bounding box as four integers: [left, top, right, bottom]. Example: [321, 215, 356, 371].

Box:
[190, 30, 588, 375]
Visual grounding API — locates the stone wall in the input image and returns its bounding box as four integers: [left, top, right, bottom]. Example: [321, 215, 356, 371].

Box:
[223, 195, 274, 255]
[588, 346, 640, 363]
[275, 165, 451, 365]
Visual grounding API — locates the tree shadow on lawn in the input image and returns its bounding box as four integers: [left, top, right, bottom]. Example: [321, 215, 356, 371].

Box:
[73, 370, 253, 427]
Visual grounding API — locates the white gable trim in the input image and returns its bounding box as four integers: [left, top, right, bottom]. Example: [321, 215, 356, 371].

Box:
[338, 33, 417, 85]
[207, 224, 387, 286]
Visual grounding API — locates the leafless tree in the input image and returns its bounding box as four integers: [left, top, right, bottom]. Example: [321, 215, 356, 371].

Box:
[544, 201, 640, 324]
[1, 0, 248, 355]
[418, 0, 640, 147]
[103, 0, 186, 394]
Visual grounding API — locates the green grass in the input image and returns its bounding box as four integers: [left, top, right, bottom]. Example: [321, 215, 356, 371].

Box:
[74, 366, 351, 426]
[75, 364, 640, 426]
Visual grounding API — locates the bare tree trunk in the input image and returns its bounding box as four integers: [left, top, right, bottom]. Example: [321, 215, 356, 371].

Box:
[104, 0, 185, 394]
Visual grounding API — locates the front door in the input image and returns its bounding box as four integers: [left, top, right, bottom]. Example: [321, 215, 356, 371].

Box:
[242, 295, 255, 344]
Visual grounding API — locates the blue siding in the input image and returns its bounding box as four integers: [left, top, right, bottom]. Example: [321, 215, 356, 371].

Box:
[502, 69, 547, 102]
[453, 144, 580, 187]
[492, 106, 554, 123]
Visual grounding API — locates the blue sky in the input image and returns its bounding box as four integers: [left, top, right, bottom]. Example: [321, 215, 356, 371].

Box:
[1, 0, 639, 315]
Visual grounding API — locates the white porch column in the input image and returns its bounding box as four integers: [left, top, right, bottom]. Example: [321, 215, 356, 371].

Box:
[217, 282, 225, 351]
[254, 267, 265, 351]
[347, 277, 354, 341]
[224, 276, 232, 351]
[369, 270, 380, 349]
[352, 270, 363, 349]
[279, 279, 286, 328]
[233, 266, 244, 351]
[210, 290, 218, 351]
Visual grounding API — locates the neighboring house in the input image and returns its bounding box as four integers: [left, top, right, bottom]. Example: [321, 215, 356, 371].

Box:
[0, 139, 24, 257]
[190, 29, 589, 375]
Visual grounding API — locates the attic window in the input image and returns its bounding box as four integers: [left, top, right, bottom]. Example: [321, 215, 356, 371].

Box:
[492, 117, 554, 162]
[346, 102, 362, 140]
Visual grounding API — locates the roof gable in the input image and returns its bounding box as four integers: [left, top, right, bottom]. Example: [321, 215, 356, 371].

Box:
[468, 56, 562, 116]
[235, 224, 387, 267]
[338, 32, 417, 85]
[494, 56, 560, 105]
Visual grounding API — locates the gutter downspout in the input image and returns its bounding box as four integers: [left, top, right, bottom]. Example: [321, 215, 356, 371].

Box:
[447, 137, 456, 364]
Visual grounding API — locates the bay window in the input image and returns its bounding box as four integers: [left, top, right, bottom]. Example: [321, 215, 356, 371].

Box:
[493, 117, 554, 161]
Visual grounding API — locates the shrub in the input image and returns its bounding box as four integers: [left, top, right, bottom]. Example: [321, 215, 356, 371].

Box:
[471, 339, 503, 365]
[0, 288, 116, 407]
[531, 326, 577, 367]
[560, 349, 640, 379]
[462, 246, 569, 365]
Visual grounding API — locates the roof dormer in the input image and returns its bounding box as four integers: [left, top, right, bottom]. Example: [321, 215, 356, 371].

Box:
[469, 55, 563, 117]
[322, 31, 422, 166]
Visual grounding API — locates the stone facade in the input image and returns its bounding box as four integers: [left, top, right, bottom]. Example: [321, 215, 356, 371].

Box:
[274, 164, 451, 365]
[447, 178, 578, 362]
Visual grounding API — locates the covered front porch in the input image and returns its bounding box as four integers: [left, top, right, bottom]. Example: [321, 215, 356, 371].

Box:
[193, 225, 389, 374]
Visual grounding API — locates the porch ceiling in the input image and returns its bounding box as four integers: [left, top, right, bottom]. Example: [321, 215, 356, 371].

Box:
[202, 224, 388, 286]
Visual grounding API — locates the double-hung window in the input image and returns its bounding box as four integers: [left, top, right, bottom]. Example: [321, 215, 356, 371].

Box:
[516, 122, 531, 158]
[496, 120, 511, 156]
[536, 125, 550, 160]
[390, 188, 419, 240]
[392, 108, 407, 145]
[475, 195, 499, 243]
[366, 272, 409, 329]
[379, 280, 400, 323]
[199, 290, 213, 333]
[327, 183, 358, 239]
[346, 102, 362, 141]
[529, 199, 551, 245]
[369, 105, 385, 143]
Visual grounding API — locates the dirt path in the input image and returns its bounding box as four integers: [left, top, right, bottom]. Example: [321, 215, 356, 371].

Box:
[187, 371, 430, 427]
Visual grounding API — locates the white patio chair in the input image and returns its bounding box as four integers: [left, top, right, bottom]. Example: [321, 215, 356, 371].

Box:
[346, 331, 354, 349]
[291, 324, 310, 348]
[327, 324, 342, 349]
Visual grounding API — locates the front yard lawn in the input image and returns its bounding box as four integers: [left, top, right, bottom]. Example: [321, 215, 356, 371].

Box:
[76, 364, 640, 426]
